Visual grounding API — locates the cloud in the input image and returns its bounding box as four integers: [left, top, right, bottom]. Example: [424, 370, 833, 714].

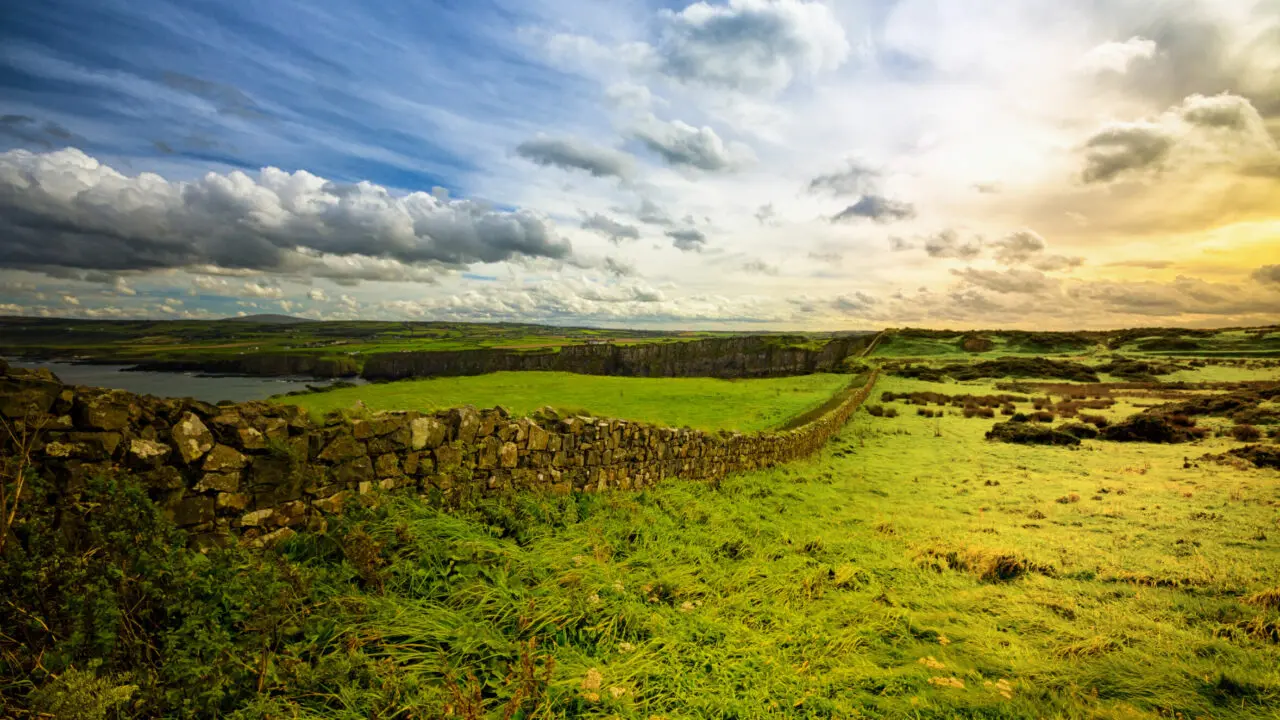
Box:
[0, 148, 572, 282]
[1254, 265, 1280, 285]
[923, 230, 982, 259]
[655, 0, 850, 94]
[629, 198, 675, 226]
[1080, 93, 1279, 183]
[754, 203, 776, 225]
[514, 136, 633, 179]
[307, 288, 327, 301]
[666, 228, 707, 252]
[888, 236, 915, 252]
[1081, 122, 1176, 183]
[808, 161, 881, 197]
[1078, 36, 1157, 74]
[741, 259, 779, 275]
[632, 115, 753, 171]
[831, 195, 916, 223]
[0, 114, 79, 149]
[808, 249, 841, 263]
[831, 291, 876, 315]
[951, 268, 1056, 294]
[241, 282, 284, 299]
[990, 229, 1046, 264]
[581, 213, 641, 243]
[603, 257, 636, 277]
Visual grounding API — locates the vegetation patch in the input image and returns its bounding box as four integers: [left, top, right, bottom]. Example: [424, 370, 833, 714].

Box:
[1101, 413, 1206, 443]
[985, 420, 1081, 446]
[891, 356, 1101, 383]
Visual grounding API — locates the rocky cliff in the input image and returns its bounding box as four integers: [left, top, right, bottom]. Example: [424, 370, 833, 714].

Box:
[361, 334, 873, 381]
[1, 360, 877, 548]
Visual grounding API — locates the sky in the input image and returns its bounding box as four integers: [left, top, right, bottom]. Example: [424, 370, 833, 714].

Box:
[1, 0, 1279, 330]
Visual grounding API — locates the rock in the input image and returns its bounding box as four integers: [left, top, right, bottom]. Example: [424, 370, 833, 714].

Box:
[202, 444, 248, 472]
[528, 423, 550, 451]
[410, 416, 447, 450]
[262, 417, 289, 443]
[0, 369, 62, 418]
[238, 426, 267, 450]
[74, 393, 133, 431]
[173, 495, 216, 526]
[43, 441, 90, 459]
[333, 456, 374, 486]
[500, 441, 519, 468]
[314, 491, 347, 514]
[195, 472, 240, 493]
[494, 405, 511, 419]
[240, 508, 274, 527]
[454, 406, 480, 444]
[66, 432, 123, 460]
[128, 438, 172, 467]
[375, 453, 401, 478]
[403, 451, 420, 476]
[318, 433, 365, 462]
[478, 436, 501, 469]
[435, 444, 462, 471]
[141, 465, 185, 491]
[215, 492, 250, 511]
[248, 527, 296, 548]
[172, 412, 215, 464]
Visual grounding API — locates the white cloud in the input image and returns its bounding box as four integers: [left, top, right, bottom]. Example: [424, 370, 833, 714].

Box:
[1078, 37, 1157, 74]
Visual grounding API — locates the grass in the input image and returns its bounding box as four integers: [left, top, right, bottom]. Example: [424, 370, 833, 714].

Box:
[245, 371, 1280, 718]
[278, 371, 855, 432]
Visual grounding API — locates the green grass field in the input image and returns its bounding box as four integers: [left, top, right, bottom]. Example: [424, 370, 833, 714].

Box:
[279, 371, 854, 432]
[231, 373, 1278, 718]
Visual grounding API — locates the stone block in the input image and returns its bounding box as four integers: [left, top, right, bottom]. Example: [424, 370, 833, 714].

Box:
[375, 453, 401, 478]
[127, 438, 172, 467]
[238, 426, 267, 450]
[203, 444, 248, 472]
[410, 416, 446, 450]
[528, 423, 549, 451]
[172, 412, 215, 464]
[195, 471, 240, 493]
[215, 492, 250, 511]
[173, 495, 215, 527]
[500, 441, 519, 468]
[318, 433, 365, 462]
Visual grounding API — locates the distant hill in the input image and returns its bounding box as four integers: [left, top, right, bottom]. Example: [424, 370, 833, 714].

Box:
[223, 314, 311, 324]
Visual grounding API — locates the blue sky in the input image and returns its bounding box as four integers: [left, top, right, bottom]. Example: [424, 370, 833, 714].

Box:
[1, 0, 1279, 329]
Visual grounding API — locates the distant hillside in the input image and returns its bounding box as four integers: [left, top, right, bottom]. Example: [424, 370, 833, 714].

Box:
[223, 314, 311, 325]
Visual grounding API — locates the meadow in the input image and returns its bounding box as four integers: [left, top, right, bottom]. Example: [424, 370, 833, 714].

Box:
[5, 335, 1280, 719]
[279, 371, 855, 433]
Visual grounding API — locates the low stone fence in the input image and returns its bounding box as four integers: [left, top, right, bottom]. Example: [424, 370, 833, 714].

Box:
[0, 361, 877, 547]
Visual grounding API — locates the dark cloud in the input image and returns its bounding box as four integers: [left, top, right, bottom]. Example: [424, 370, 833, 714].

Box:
[580, 213, 640, 243]
[654, 0, 849, 94]
[632, 116, 748, 171]
[831, 195, 916, 223]
[665, 228, 707, 252]
[831, 291, 876, 314]
[808, 161, 881, 197]
[161, 72, 266, 119]
[923, 230, 982, 259]
[1105, 259, 1173, 269]
[808, 250, 841, 263]
[755, 203, 776, 225]
[515, 136, 633, 179]
[0, 115, 79, 149]
[951, 268, 1056, 294]
[603, 257, 636, 276]
[0, 148, 572, 281]
[990, 230, 1046, 264]
[1180, 93, 1256, 130]
[1253, 265, 1280, 285]
[1081, 123, 1176, 183]
[633, 198, 675, 226]
[888, 236, 915, 252]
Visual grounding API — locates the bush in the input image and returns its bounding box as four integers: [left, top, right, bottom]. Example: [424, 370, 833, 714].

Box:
[1101, 414, 1199, 443]
[1059, 423, 1100, 440]
[1030, 411, 1056, 423]
[1231, 424, 1263, 442]
[1079, 413, 1109, 428]
[985, 421, 1081, 446]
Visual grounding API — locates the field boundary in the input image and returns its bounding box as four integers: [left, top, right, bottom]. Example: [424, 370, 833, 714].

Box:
[4, 362, 879, 546]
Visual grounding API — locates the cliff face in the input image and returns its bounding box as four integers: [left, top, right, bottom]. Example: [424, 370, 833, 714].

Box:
[361, 335, 873, 381]
[131, 354, 360, 378]
[1, 361, 878, 549]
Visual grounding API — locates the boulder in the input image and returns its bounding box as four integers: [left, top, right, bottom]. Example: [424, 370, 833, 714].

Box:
[195, 472, 241, 493]
[238, 426, 267, 450]
[172, 495, 216, 526]
[453, 406, 480, 444]
[410, 416, 447, 450]
[375, 453, 401, 478]
[127, 438, 172, 467]
[74, 393, 133, 431]
[528, 423, 549, 451]
[172, 412, 215, 464]
[500, 441, 519, 468]
[318, 433, 365, 462]
[0, 368, 62, 418]
[203, 444, 248, 472]
[215, 492, 251, 511]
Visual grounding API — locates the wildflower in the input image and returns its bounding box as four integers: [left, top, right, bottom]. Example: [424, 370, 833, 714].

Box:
[917, 656, 946, 670]
[679, 601, 695, 612]
[928, 676, 965, 689]
[582, 668, 603, 690]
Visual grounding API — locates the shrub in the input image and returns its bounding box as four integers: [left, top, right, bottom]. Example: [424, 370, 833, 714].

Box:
[985, 421, 1081, 446]
[1059, 423, 1100, 440]
[1030, 411, 1056, 423]
[883, 407, 899, 419]
[865, 404, 885, 417]
[1231, 424, 1263, 442]
[1102, 414, 1199, 443]
[1079, 414, 1109, 428]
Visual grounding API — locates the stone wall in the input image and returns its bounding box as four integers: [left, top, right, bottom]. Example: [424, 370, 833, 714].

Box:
[360, 334, 874, 381]
[1, 360, 877, 548]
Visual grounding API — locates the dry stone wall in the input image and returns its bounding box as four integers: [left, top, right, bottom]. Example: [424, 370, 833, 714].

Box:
[1, 359, 877, 548]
